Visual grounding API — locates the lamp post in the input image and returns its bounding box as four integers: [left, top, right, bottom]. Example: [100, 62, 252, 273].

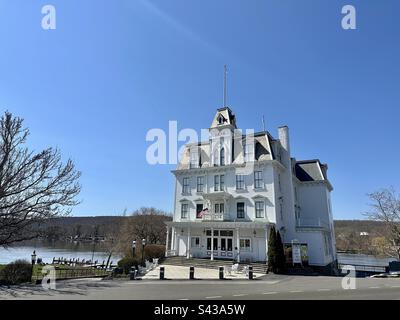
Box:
[141, 238, 146, 265]
[31, 250, 37, 281]
[132, 240, 136, 258]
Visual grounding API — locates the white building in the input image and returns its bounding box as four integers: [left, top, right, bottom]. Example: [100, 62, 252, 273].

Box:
[165, 107, 337, 271]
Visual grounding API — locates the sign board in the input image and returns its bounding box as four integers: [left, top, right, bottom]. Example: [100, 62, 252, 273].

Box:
[291, 240, 302, 265]
[284, 243, 308, 266]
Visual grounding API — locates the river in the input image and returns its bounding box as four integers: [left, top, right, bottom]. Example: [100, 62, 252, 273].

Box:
[0, 240, 122, 264]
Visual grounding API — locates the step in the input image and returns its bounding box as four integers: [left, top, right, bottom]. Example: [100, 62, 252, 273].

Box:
[162, 257, 268, 274]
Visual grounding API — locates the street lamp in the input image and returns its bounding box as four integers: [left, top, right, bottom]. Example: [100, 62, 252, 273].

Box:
[132, 240, 136, 257]
[31, 250, 37, 281]
[141, 238, 146, 265]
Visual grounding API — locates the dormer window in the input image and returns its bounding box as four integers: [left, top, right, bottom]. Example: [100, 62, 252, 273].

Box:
[190, 148, 199, 168]
[217, 114, 225, 125]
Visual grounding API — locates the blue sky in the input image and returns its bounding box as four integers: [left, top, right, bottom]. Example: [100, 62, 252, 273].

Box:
[0, 0, 399, 219]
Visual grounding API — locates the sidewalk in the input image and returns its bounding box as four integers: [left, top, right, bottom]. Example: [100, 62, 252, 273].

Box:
[142, 265, 263, 280]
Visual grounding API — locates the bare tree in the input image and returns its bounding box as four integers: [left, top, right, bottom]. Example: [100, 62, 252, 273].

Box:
[364, 187, 400, 258]
[117, 207, 172, 256]
[0, 112, 81, 246]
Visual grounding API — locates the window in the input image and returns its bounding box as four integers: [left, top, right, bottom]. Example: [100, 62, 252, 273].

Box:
[190, 149, 199, 168]
[244, 143, 254, 162]
[220, 147, 225, 166]
[213, 148, 219, 166]
[191, 237, 200, 248]
[214, 175, 219, 191]
[196, 203, 204, 219]
[182, 178, 190, 194]
[181, 203, 188, 219]
[220, 175, 225, 190]
[197, 176, 204, 193]
[254, 171, 263, 189]
[236, 175, 245, 190]
[220, 230, 234, 237]
[215, 203, 224, 214]
[214, 175, 224, 191]
[255, 201, 265, 218]
[237, 202, 245, 219]
[239, 238, 251, 251]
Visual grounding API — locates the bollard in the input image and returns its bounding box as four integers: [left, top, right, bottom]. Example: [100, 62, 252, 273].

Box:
[189, 266, 195, 280]
[219, 266, 224, 280]
[160, 266, 165, 280]
[248, 266, 253, 280]
[129, 267, 136, 280]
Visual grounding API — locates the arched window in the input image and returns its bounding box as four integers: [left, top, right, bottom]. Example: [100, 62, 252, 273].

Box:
[220, 147, 225, 166]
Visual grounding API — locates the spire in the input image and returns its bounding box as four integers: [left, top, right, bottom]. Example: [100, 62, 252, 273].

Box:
[223, 65, 228, 107]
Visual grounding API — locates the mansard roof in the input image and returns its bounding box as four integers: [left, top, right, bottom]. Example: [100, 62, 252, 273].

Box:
[176, 130, 277, 170]
[294, 159, 328, 182]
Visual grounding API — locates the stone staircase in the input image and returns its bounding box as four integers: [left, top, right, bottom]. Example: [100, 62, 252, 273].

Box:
[161, 256, 268, 274]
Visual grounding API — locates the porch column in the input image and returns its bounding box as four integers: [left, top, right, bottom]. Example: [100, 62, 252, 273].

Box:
[236, 228, 240, 263]
[165, 226, 170, 257]
[265, 228, 269, 262]
[171, 227, 176, 255]
[186, 227, 191, 259]
[211, 227, 214, 261]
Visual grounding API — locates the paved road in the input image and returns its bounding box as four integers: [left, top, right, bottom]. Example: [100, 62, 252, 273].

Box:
[1, 275, 400, 300]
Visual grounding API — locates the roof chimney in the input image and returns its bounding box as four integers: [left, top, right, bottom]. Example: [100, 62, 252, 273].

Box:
[278, 126, 290, 155]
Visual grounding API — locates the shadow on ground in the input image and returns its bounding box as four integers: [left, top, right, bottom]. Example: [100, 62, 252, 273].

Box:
[0, 278, 120, 299]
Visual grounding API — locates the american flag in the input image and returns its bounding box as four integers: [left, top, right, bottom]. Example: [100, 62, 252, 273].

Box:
[197, 208, 209, 218]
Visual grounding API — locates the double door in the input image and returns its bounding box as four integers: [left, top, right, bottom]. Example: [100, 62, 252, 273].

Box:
[206, 236, 233, 258]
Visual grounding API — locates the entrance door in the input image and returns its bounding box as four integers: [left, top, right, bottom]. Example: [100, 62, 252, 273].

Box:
[219, 237, 233, 258]
[206, 237, 219, 258]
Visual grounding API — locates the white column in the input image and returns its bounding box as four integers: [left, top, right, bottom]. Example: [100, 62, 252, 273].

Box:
[236, 228, 240, 263]
[187, 227, 191, 259]
[265, 228, 269, 262]
[165, 226, 170, 257]
[211, 227, 214, 261]
[172, 227, 176, 255]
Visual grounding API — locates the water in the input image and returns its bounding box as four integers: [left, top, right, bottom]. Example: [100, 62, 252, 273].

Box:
[0, 240, 122, 265]
[337, 253, 397, 267]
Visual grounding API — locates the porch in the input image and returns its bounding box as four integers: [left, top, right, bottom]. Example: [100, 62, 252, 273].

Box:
[165, 221, 273, 263]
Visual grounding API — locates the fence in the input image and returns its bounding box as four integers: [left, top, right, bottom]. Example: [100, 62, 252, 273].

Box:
[32, 265, 110, 282]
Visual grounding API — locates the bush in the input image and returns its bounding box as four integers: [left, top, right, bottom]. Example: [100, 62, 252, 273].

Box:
[117, 257, 140, 274]
[0, 260, 32, 285]
[267, 226, 277, 273]
[144, 244, 165, 260]
[275, 231, 286, 274]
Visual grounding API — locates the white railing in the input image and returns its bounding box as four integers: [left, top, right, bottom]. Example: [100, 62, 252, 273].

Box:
[202, 213, 224, 221]
[296, 218, 329, 229]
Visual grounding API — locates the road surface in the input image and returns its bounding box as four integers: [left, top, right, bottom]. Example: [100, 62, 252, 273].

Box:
[1, 275, 400, 300]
